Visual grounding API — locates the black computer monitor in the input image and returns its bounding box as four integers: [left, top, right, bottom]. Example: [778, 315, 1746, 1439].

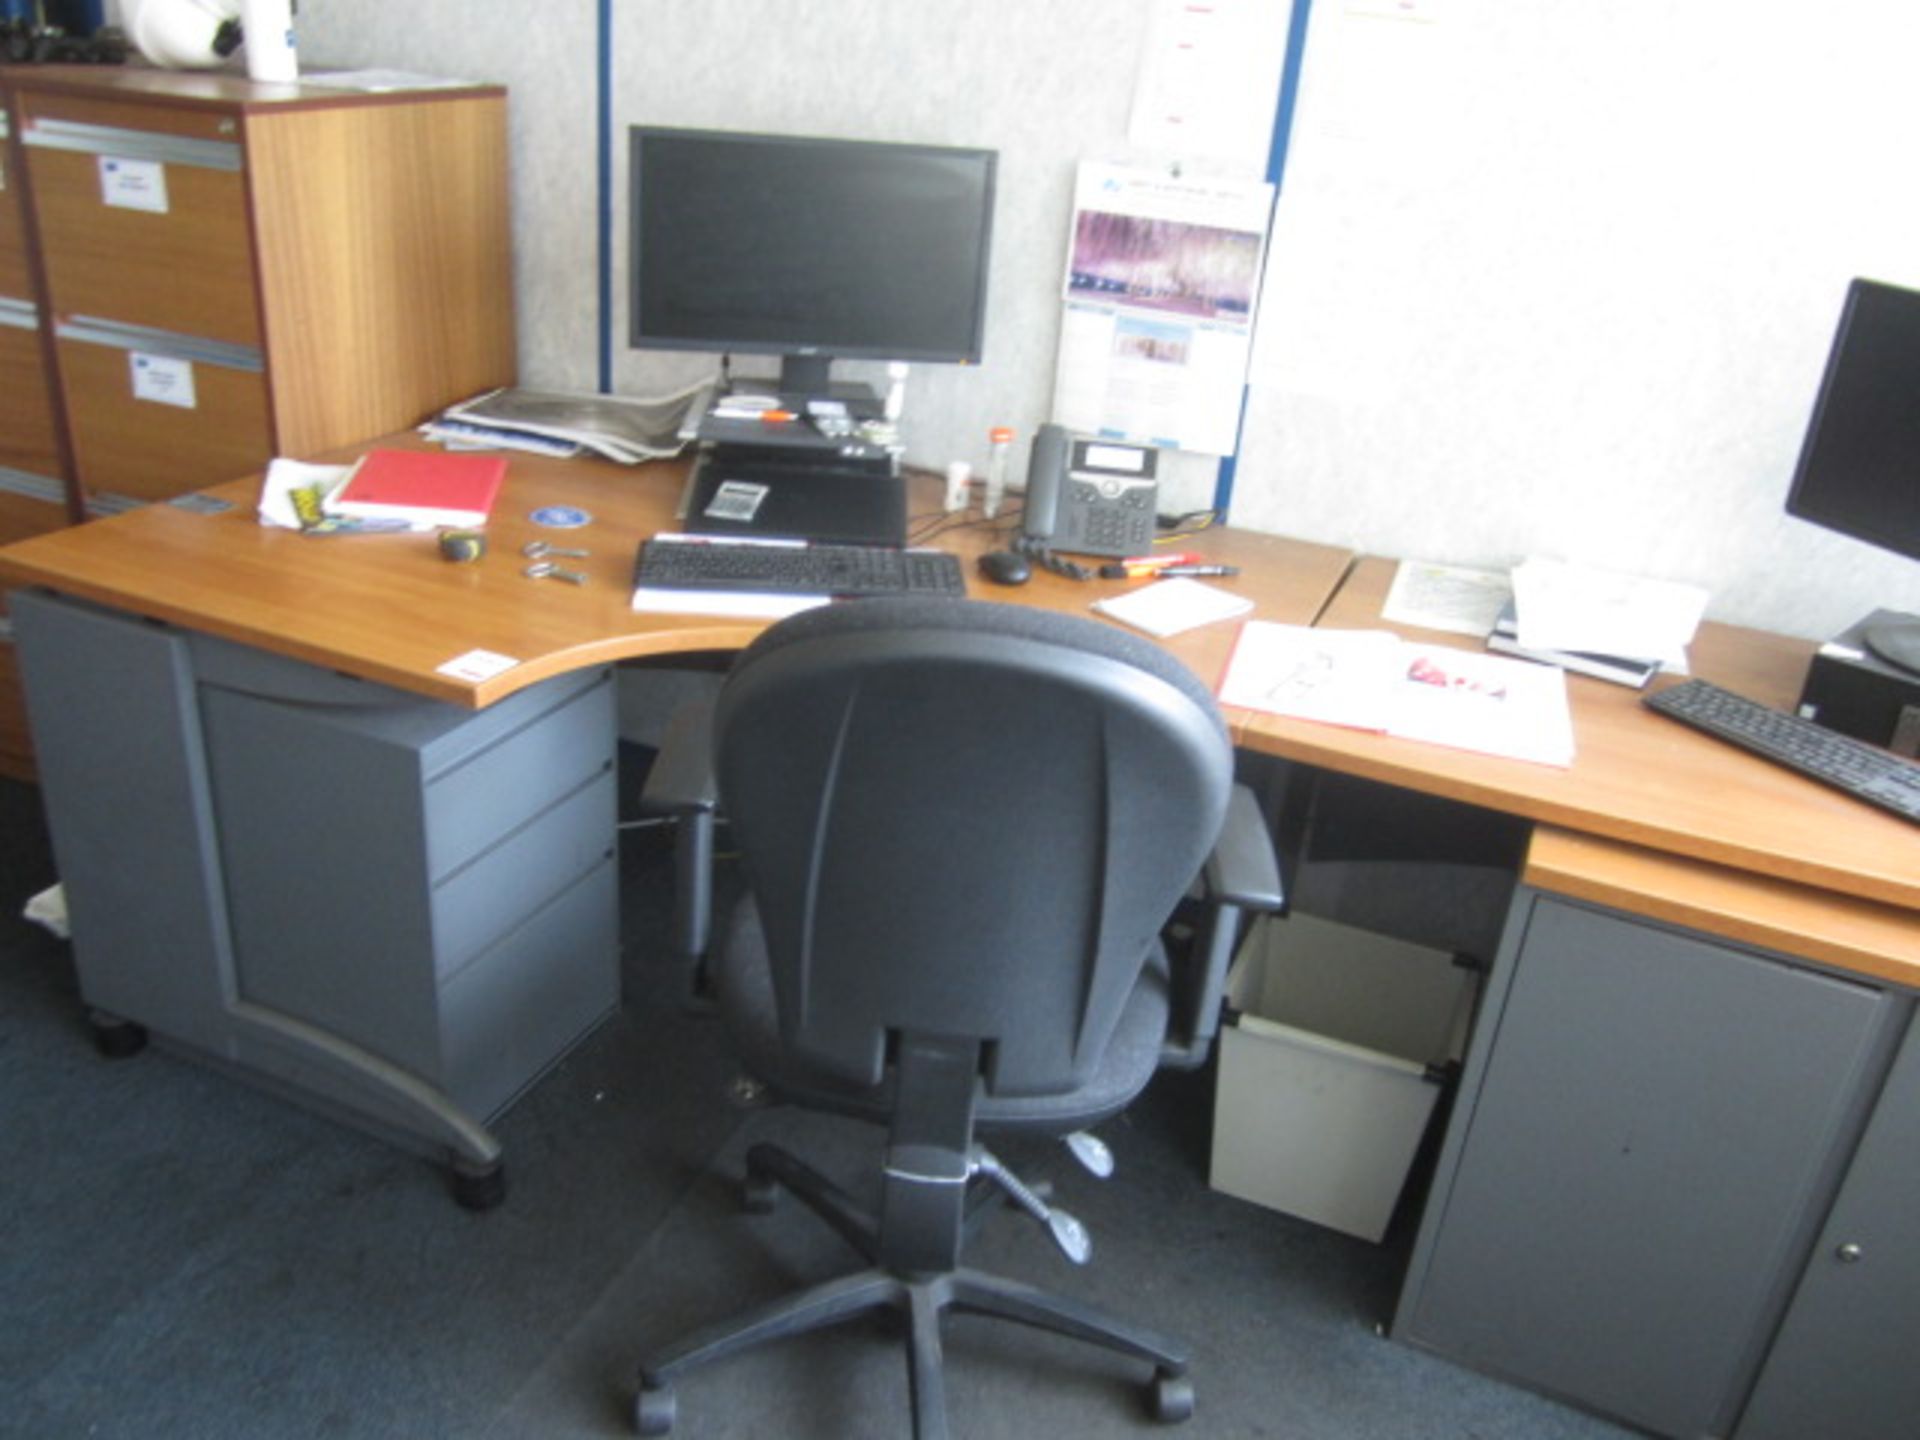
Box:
[1786, 277, 1920, 674]
[628, 127, 996, 399]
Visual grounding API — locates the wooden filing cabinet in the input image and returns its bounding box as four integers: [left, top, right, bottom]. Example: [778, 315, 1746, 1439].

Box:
[0, 89, 73, 780]
[0, 64, 518, 779]
[0, 102, 66, 507]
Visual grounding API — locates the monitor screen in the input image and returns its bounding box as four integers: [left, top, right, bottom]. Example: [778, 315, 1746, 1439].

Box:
[629, 127, 996, 396]
[1785, 277, 1920, 564]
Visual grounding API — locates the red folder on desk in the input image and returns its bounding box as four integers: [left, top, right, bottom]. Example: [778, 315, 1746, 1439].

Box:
[325, 449, 507, 528]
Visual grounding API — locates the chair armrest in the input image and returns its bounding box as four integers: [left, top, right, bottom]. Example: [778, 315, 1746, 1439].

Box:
[638, 697, 720, 1001]
[638, 696, 719, 819]
[1203, 782, 1286, 913]
[1161, 783, 1286, 1070]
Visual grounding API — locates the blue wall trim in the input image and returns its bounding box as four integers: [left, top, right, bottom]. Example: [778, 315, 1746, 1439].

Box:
[1212, 0, 1314, 519]
[596, 0, 615, 394]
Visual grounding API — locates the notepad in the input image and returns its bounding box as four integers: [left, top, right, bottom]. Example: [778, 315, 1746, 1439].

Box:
[1091, 578, 1253, 638]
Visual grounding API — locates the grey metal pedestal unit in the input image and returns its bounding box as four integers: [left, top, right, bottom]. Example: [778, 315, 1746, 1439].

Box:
[12, 588, 620, 1206]
[1393, 885, 1911, 1439]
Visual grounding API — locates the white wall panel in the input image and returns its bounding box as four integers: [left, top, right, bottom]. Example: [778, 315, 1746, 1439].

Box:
[1238, 0, 1920, 638]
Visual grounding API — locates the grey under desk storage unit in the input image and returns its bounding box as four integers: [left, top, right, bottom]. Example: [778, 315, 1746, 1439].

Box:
[1393, 883, 1911, 1439]
[12, 588, 619, 1207]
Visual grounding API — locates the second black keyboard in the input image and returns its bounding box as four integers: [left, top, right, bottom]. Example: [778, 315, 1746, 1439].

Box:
[635, 537, 966, 598]
[1644, 678, 1920, 824]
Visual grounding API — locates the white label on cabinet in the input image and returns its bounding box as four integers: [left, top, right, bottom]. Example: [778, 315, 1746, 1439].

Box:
[99, 156, 170, 214]
[129, 352, 198, 409]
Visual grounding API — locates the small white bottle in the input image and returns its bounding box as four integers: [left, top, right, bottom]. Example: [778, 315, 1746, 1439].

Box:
[241, 0, 298, 83]
[884, 362, 909, 423]
[984, 426, 1013, 519]
[944, 460, 972, 513]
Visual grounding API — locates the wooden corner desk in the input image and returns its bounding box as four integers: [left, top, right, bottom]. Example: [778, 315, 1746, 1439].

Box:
[3, 444, 1916, 1435]
[0, 437, 1353, 1203]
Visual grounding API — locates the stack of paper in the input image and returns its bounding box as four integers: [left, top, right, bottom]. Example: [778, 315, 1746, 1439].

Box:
[258, 457, 424, 534]
[428, 384, 707, 464]
[1219, 622, 1576, 768]
[1505, 558, 1708, 678]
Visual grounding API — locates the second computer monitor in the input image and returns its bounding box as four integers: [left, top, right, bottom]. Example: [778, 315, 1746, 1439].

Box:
[1786, 277, 1920, 672]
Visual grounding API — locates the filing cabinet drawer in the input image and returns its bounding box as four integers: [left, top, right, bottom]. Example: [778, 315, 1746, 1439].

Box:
[19, 98, 259, 348]
[0, 639, 31, 781]
[423, 675, 618, 880]
[0, 483, 68, 555]
[432, 769, 617, 980]
[0, 316, 63, 485]
[439, 859, 619, 1119]
[56, 331, 271, 500]
[16, 89, 243, 145]
[1, 126, 31, 299]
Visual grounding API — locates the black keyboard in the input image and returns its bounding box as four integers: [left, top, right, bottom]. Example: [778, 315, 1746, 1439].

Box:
[634, 538, 966, 598]
[1644, 678, 1920, 824]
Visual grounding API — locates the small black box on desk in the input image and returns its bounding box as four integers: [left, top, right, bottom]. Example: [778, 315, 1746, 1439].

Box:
[1797, 609, 1920, 758]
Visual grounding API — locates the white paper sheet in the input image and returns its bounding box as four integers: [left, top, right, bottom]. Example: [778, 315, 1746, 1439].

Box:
[1382, 560, 1514, 637]
[1510, 557, 1707, 667]
[1220, 621, 1575, 767]
[1128, 0, 1293, 173]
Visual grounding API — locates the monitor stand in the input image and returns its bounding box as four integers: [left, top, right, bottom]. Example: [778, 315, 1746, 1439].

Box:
[1862, 611, 1920, 676]
[695, 379, 889, 461]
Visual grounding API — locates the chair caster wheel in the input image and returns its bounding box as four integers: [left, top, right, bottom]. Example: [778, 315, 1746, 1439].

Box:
[634, 1380, 676, 1435]
[1148, 1370, 1194, 1423]
[449, 1160, 506, 1211]
[89, 1013, 147, 1059]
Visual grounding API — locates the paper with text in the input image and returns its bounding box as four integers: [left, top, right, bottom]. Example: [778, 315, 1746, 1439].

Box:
[1221, 621, 1575, 767]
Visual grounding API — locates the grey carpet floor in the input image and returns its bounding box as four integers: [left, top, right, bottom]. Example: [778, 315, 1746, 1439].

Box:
[0, 772, 1638, 1439]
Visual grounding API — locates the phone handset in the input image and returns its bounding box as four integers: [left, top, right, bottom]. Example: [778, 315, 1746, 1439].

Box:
[1022, 423, 1071, 542]
[1017, 424, 1093, 579]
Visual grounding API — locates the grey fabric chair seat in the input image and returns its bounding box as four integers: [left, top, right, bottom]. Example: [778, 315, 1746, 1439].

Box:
[716, 893, 1175, 1133]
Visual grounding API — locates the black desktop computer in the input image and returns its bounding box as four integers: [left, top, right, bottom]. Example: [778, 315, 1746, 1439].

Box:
[1797, 610, 1920, 758]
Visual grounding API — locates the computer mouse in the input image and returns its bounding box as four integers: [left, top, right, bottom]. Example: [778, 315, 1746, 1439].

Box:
[977, 549, 1032, 586]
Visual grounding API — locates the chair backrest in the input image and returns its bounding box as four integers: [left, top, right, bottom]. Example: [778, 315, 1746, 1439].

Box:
[712, 597, 1233, 1099]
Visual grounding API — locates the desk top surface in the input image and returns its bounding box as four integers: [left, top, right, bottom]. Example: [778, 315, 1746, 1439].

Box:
[1238, 556, 1920, 915]
[0, 439, 1353, 709]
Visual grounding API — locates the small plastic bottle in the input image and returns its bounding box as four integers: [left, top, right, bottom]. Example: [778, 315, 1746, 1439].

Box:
[984, 426, 1014, 518]
[884, 362, 909, 423]
[241, 0, 299, 82]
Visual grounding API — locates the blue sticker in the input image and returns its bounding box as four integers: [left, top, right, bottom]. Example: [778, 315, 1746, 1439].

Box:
[529, 506, 592, 529]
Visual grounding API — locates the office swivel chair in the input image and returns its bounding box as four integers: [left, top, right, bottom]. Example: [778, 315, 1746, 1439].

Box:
[631, 597, 1284, 1438]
